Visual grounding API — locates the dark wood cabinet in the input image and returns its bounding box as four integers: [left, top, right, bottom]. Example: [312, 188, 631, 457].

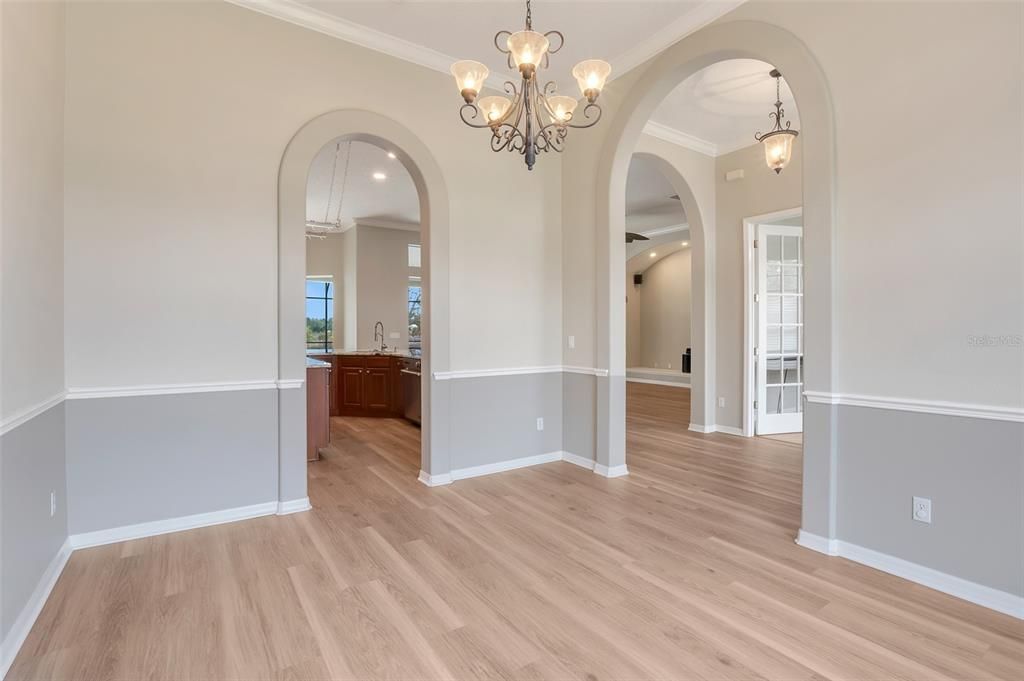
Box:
[339, 366, 364, 410]
[313, 354, 404, 417]
[364, 367, 391, 412]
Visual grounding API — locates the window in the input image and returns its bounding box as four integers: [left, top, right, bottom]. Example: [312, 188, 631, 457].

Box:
[408, 243, 421, 268]
[408, 283, 422, 354]
[306, 278, 333, 352]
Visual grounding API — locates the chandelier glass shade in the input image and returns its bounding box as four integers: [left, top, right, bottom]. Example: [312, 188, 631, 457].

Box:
[450, 0, 610, 170]
[754, 69, 799, 174]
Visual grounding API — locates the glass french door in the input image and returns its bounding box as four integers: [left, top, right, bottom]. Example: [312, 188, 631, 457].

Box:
[756, 225, 803, 434]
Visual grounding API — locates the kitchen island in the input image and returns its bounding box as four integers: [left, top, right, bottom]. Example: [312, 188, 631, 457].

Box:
[307, 351, 420, 419]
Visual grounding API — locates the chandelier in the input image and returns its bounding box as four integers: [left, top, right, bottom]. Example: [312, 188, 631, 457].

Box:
[754, 69, 799, 174]
[449, 0, 610, 170]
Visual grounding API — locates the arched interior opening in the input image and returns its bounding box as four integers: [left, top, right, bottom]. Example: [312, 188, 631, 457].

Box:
[595, 20, 837, 541]
[277, 111, 451, 506]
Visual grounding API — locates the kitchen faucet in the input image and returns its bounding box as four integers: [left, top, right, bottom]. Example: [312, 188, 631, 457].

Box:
[374, 321, 388, 353]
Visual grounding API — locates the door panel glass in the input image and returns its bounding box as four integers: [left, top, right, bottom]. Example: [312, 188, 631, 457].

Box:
[782, 386, 800, 413]
[767, 234, 782, 262]
[783, 235, 800, 263]
[767, 295, 782, 324]
[782, 326, 799, 353]
[766, 386, 782, 414]
[782, 295, 799, 323]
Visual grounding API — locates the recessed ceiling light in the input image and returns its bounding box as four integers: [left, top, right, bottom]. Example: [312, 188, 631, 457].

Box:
[372, 172, 387, 181]
[681, 241, 689, 246]
[387, 151, 397, 159]
[650, 252, 657, 258]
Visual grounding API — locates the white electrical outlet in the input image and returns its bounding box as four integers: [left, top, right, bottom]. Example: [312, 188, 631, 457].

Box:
[536, 417, 544, 431]
[912, 496, 932, 524]
[568, 335, 575, 349]
[50, 491, 56, 518]
[718, 397, 726, 408]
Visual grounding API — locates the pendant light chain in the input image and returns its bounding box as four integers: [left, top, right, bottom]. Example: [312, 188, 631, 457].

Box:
[334, 140, 352, 225]
[525, 0, 532, 30]
[323, 142, 340, 224]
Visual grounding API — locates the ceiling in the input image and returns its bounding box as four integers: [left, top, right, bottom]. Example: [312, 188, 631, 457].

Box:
[649, 58, 800, 154]
[295, 1, 707, 97]
[306, 139, 420, 228]
[235, 2, 786, 158]
[625, 155, 686, 237]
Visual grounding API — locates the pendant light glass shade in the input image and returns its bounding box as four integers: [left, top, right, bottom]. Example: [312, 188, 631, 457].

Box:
[547, 95, 578, 122]
[477, 96, 512, 124]
[761, 131, 796, 174]
[507, 30, 549, 74]
[450, 60, 489, 102]
[572, 59, 611, 101]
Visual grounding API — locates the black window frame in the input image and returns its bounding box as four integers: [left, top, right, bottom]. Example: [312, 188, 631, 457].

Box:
[306, 279, 333, 353]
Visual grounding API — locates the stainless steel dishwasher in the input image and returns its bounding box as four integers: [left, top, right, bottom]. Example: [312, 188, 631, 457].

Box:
[400, 358, 421, 426]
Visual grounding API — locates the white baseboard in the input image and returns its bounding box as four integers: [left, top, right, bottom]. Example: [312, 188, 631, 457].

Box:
[561, 451, 596, 470]
[796, 528, 839, 555]
[796, 530, 1023, 619]
[418, 470, 452, 487]
[0, 538, 73, 679]
[69, 501, 279, 549]
[277, 497, 312, 515]
[451, 451, 563, 481]
[594, 463, 629, 478]
[688, 423, 748, 437]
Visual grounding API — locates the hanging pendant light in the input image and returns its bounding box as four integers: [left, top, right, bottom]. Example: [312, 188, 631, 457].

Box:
[450, 0, 610, 171]
[754, 69, 799, 174]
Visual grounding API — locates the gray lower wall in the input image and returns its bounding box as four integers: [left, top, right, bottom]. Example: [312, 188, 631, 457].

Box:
[66, 390, 278, 535]
[837, 405, 1024, 597]
[448, 373, 563, 471]
[562, 372, 596, 462]
[1, 402, 68, 641]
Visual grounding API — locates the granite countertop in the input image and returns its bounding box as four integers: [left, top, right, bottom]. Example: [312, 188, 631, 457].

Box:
[305, 357, 331, 368]
[308, 349, 419, 359]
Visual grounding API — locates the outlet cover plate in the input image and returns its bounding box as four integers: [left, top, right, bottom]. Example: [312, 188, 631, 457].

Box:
[912, 496, 932, 524]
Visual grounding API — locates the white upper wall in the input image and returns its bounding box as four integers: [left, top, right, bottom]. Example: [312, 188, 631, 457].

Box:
[63, 0, 562, 388]
[1, 1, 65, 419]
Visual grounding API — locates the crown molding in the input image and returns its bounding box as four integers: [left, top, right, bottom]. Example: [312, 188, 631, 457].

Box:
[643, 121, 718, 157]
[224, 0, 509, 91]
[639, 222, 689, 238]
[608, 0, 749, 78]
[227, 0, 747, 95]
[357, 217, 421, 232]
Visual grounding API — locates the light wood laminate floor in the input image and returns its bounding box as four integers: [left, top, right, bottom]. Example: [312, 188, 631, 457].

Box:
[9, 383, 1023, 680]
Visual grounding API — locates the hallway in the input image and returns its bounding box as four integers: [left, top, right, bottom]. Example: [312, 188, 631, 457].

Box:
[9, 407, 1021, 680]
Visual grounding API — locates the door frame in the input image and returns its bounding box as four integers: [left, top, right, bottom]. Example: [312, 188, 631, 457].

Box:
[743, 206, 803, 437]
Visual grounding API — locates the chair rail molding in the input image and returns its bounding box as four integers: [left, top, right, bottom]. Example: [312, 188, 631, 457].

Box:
[0, 390, 67, 436]
[433, 365, 610, 381]
[803, 391, 1024, 422]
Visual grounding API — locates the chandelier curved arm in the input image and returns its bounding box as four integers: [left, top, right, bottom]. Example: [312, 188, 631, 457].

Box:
[459, 103, 494, 129]
[564, 102, 602, 129]
[544, 31, 564, 54]
[492, 123, 526, 154]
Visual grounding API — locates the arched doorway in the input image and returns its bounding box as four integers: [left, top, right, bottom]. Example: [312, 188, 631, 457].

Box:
[625, 150, 710, 430]
[595, 21, 838, 542]
[277, 110, 451, 507]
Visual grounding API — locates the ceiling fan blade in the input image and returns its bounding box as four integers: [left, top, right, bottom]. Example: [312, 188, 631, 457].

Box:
[625, 232, 650, 243]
